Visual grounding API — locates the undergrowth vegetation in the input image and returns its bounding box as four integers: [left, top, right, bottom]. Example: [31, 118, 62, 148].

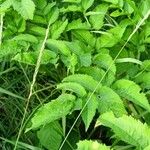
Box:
[1, 0, 150, 150]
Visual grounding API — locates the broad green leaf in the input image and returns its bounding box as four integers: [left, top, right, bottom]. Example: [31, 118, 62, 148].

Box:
[135, 72, 150, 89]
[99, 112, 150, 149]
[78, 66, 105, 81]
[43, 2, 56, 15]
[141, 60, 150, 71]
[12, 0, 35, 20]
[81, 0, 94, 11]
[63, 0, 81, 3]
[79, 53, 92, 67]
[97, 86, 127, 116]
[0, 0, 12, 13]
[73, 30, 96, 48]
[12, 34, 38, 43]
[93, 53, 116, 74]
[66, 19, 90, 31]
[48, 6, 59, 25]
[37, 122, 63, 150]
[51, 19, 68, 39]
[26, 94, 76, 132]
[62, 74, 102, 93]
[77, 140, 111, 150]
[34, 0, 47, 10]
[112, 79, 150, 112]
[89, 4, 109, 30]
[140, 0, 150, 16]
[82, 93, 98, 131]
[12, 50, 58, 65]
[28, 24, 46, 36]
[0, 41, 21, 60]
[96, 20, 129, 49]
[61, 54, 78, 74]
[46, 39, 71, 56]
[57, 82, 87, 97]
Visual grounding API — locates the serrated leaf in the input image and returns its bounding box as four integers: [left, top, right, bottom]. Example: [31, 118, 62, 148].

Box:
[62, 74, 102, 93]
[12, 50, 58, 65]
[135, 72, 150, 89]
[57, 82, 87, 97]
[82, 93, 98, 131]
[0, 0, 12, 13]
[46, 39, 71, 56]
[73, 30, 96, 48]
[66, 19, 90, 31]
[93, 53, 116, 74]
[81, 0, 94, 11]
[12, 34, 38, 43]
[0, 41, 21, 60]
[51, 19, 68, 39]
[96, 20, 129, 49]
[47, 6, 59, 25]
[97, 86, 127, 117]
[26, 94, 76, 132]
[112, 79, 150, 112]
[99, 112, 150, 149]
[37, 122, 63, 150]
[12, 0, 35, 20]
[77, 140, 111, 150]
[89, 4, 109, 30]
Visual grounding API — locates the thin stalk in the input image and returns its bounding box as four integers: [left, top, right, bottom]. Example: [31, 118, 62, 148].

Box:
[14, 21, 51, 150]
[0, 14, 4, 45]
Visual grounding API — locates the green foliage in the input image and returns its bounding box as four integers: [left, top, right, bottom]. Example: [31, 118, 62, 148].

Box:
[37, 122, 63, 150]
[99, 112, 150, 149]
[1, 0, 150, 149]
[77, 140, 111, 150]
[112, 79, 150, 112]
[26, 94, 76, 132]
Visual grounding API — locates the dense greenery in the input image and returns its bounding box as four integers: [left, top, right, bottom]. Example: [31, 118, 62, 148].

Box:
[1, 0, 150, 149]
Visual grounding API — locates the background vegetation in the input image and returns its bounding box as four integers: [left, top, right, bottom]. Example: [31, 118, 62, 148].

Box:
[1, 0, 150, 150]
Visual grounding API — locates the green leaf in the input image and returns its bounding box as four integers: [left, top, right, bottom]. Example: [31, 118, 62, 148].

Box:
[73, 30, 96, 48]
[46, 39, 71, 56]
[12, 34, 38, 43]
[48, 6, 59, 25]
[78, 66, 105, 81]
[12, 0, 35, 20]
[93, 53, 116, 74]
[57, 82, 87, 97]
[97, 86, 127, 117]
[0, 41, 21, 60]
[99, 112, 150, 149]
[12, 50, 58, 65]
[112, 79, 150, 112]
[51, 19, 68, 39]
[89, 4, 109, 30]
[135, 72, 150, 89]
[81, 0, 94, 11]
[66, 19, 90, 31]
[0, 0, 12, 13]
[96, 20, 129, 49]
[26, 94, 76, 132]
[37, 122, 63, 150]
[141, 60, 150, 71]
[62, 74, 102, 93]
[82, 93, 98, 131]
[77, 140, 111, 150]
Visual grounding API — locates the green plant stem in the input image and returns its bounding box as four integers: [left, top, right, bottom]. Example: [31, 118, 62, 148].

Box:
[0, 14, 4, 45]
[14, 21, 51, 150]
